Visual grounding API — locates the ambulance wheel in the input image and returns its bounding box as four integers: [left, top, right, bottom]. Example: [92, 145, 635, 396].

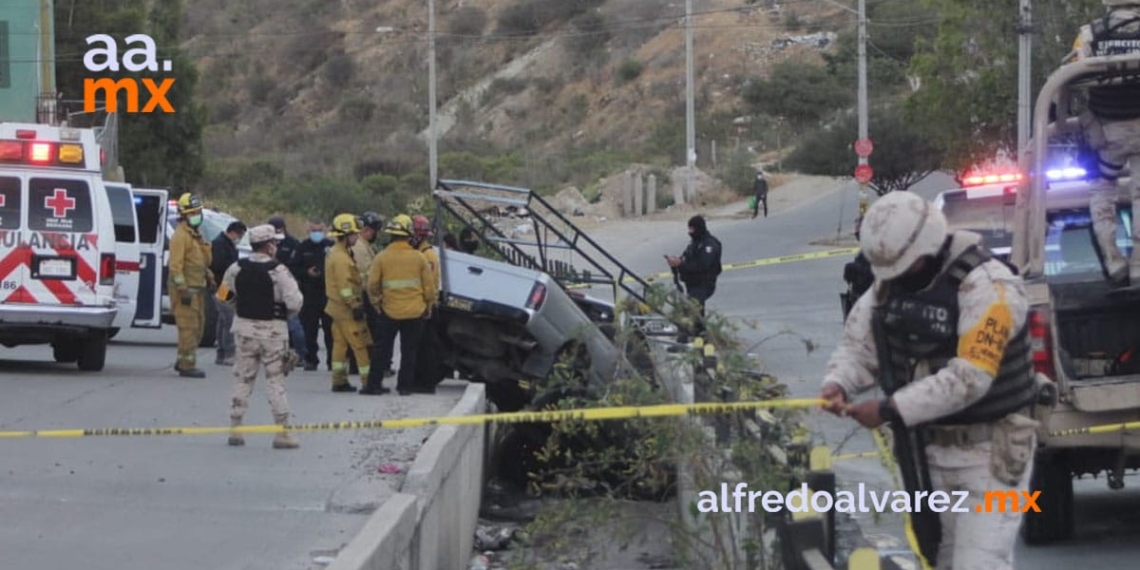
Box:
[52, 342, 79, 363]
[198, 298, 218, 348]
[77, 333, 108, 371]
[1021, 451, 1074, 545]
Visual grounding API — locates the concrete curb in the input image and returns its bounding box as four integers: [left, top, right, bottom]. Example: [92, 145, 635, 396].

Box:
[327, 382, 488, 570]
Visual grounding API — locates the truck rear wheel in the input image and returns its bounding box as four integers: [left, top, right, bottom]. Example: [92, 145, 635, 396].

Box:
[77, 332, 108, 371]
[1021, 451, 1074, 545]
[52, 342, 79, 363]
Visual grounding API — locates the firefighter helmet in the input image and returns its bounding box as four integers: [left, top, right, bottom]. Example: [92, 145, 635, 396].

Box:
[385, 214, 413, 237]
[177, 193, 203, 215]
[360, 211, 385, 230]
[330, 213, 362, 237]
[411, 214, 434, 238]
[859, 191, 947, 281]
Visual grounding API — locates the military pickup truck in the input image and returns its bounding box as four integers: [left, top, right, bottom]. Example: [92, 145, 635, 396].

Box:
[1011, 49, 1140, 544]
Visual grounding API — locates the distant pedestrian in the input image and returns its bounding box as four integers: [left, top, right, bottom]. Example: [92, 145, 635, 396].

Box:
[751, 171, 769, 219]
[219, 224, 303, 449]
[210, 220, 246, 365]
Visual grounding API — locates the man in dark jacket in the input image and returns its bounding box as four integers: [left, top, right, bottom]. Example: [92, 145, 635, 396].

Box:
[210, 221, 246, 365]
[297, 219, 336, 371]
[751, 171, 769, 218]
[666, 215, 722, 340]
[268, 215, 307, 361]
[841, 215, 875, 321]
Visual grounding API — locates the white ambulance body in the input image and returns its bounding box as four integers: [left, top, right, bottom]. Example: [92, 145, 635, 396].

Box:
[0, 123, 165, 370]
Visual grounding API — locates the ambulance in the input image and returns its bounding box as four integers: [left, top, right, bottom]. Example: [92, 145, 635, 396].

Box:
[0, 123, 166, 370]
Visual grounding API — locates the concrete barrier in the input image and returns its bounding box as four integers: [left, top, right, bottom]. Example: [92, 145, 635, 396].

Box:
[328, 382, 488, 570]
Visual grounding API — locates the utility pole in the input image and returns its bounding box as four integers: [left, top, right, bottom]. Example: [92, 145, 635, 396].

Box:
[428, 0, 438, 190]
[684, 0, 696, 202]
[1017, 0, 1032, 162]
[856, 0, 868, 211]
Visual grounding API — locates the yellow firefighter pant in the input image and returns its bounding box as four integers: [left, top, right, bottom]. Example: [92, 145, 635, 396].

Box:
[174, 290, 205, 370]
[330, 317, 371, 387]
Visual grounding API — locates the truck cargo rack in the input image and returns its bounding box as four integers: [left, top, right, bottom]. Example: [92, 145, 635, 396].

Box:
[433, 179, 681, 334]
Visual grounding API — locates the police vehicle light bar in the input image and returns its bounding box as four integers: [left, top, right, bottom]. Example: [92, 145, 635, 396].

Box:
[1045, 166, 1088, 181]
[962, 172, 1023, 187]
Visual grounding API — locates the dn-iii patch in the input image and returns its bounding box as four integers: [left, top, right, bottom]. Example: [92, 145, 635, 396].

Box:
[959, 300, 1013, 377]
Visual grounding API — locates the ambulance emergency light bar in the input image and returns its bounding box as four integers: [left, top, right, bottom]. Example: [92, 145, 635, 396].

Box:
[0, 129, 85, 168]
[1044, 166, 1088, 181]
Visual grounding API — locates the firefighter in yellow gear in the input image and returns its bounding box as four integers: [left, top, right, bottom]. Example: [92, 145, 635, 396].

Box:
[324, 213, 373, 393]
[367, 214, 438, 395]
[169, 193, 213, 378]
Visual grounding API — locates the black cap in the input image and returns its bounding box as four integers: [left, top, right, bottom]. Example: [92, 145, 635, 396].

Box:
[267, 215, 286, 230]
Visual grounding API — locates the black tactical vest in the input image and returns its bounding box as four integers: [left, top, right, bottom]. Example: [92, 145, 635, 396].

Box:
[1088, 13, 1140, 120]
[872, 245, 1036, 425]
[235, 259, 286, 320]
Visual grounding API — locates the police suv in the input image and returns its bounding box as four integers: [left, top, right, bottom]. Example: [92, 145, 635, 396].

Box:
[0, 123, 166, 370]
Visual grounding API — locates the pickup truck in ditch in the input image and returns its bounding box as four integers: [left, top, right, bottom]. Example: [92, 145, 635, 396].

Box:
[433, 248, 621, 411]
[1012, 49, 1140, 544]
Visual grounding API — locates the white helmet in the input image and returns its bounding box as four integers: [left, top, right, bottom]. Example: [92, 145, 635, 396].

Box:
[860, 191, 948, 281]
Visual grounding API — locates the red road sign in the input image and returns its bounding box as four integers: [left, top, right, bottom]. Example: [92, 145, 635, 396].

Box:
[855, 138, 873, 158]
[854, 164, 873, 184]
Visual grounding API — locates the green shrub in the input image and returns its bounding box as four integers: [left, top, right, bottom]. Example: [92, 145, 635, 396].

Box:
[616, 59, 644, 84]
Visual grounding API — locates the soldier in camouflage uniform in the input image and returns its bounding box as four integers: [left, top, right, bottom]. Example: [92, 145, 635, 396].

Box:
[218, 224, 304, 449]
[819, 192, 1039, 570]
[1065, 0, 1140, 284]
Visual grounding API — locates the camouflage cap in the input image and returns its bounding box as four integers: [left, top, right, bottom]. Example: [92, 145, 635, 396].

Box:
[248, 224, 283, 245]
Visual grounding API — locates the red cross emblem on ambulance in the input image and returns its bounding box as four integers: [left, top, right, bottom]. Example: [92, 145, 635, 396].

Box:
[45, 188, 76, 218]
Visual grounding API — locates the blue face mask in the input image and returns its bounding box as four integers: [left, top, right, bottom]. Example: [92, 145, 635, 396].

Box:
[309, 231, 324, 243]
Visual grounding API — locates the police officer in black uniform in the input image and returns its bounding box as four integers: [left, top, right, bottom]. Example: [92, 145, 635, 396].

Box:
[666, 215, 722, 340]
[297, 219, 336, 371]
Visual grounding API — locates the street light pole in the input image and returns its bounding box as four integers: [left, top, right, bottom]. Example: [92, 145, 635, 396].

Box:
[684, 0, 696, 202]
[856, 0, 868, 211]
[1017, 0, 1032, 162]
[428, 0, 438, 190]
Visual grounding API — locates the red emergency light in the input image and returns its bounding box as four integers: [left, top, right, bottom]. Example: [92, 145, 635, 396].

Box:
[962, 171, 1023, 187]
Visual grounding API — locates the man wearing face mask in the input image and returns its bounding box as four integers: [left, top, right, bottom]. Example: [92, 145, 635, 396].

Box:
[665, 215, 722, 341]
[818, 191, 1040, 570]
[297, 219, 335, 371]
[169, 193, 214, 378]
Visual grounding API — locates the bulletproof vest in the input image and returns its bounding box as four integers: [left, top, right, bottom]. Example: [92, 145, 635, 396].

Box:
[235, 259, 287, 320]
[872, 243, 1036, 425]
[1088, 13, 1140, 120]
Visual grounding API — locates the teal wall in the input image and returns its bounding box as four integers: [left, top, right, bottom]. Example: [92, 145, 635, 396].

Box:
[0, 1, 54, 122]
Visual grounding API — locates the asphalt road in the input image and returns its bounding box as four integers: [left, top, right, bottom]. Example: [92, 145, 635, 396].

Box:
[601, 174, 1140, 567]
[0, 325, 462, 570]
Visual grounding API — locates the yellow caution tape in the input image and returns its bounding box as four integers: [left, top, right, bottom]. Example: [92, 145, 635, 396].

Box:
[1048, 420, 1140, 438]
[566, 247, 859, 289]
[0, 398, 828, 439]
[872, 428, 934, 570]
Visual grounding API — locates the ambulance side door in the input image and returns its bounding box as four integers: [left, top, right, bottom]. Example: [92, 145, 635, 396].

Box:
[130, 188, 168, 328]
[104, 182, 140, 331]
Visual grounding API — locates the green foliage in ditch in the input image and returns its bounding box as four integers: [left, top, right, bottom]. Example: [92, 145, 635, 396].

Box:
[505, 284, 816, 570]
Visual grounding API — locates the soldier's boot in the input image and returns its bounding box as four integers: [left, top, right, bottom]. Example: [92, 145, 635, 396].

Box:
[272, 414, 299, 449]
[227, 416, 244, 447]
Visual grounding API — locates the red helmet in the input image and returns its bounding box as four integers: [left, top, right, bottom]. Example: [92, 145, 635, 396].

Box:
[411, 215, 434, 238]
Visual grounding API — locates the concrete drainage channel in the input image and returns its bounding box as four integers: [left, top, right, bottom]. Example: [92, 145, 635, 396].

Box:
[327, 383, 488, 570]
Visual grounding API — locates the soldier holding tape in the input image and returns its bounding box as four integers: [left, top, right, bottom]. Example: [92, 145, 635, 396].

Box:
[217, 224, 303, 449]
[818, 192, 1042, 570]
